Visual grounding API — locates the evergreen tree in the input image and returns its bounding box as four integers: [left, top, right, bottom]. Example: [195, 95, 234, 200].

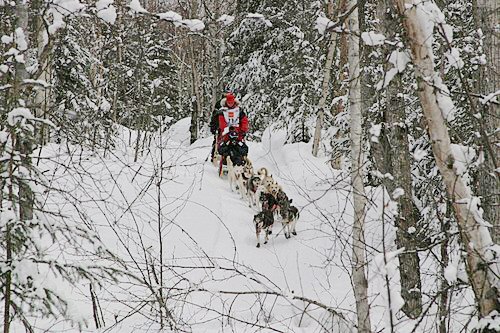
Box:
[226, 0, 326, 142]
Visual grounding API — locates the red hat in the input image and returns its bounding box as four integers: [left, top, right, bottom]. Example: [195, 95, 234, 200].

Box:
[226, 93, 235, 105]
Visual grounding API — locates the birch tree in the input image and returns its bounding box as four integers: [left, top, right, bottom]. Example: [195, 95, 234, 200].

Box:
[347, 1, 372, 332]
[312, 1, 336, 157]
[392, 0, 499, 321]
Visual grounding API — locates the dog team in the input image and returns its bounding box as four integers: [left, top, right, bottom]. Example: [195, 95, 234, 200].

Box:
[214, 155, 300, 248]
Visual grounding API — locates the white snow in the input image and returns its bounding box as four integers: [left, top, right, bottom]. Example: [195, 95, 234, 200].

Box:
[26, 119, 360, 332]
[97, 6, 116, 24]
[456, 196, 493, 227]
[1, 34, 13, 44]
[412, 1, 445, 60]
[7, 107, 33, 126]
[444, 262, 458, 283]
[389, 50, 411, 72]
[96, 0, 117, 24]
[0, 206, 15, 224]
[450, 143, 476, 175]
[23, 79, 51, 88]
[442, 23, 453, 42]
[369, 123, 382, 143]
[413, 149, 428, 161]
[181, 19, 205, 32]
[8, 115, 491, 332]
[96, 0, 113, 10]
[128, 0, 147, 14]
[14, 28, 27, 51]
[0, 131, 8, 145]
[371, 170, 394, 180]
[45, 0, 85, 35]
[361, 31, 386, 46]
[100, 97, 111, 112]
[217, 14, 234, 26]
[433, 76, 456, 122]
[246, 13, 272, 27]
[377, 50, 411, 90]
[373, 249, 405, 326]
[474, 311, 500, 332]
[315, 16, 334, 35]
[392, 188, 405, 200]
[158, 11, 182, 26]
[47, 10, 66, 35]
[480, 90, 500, 104]
[445, 47, 464, 70]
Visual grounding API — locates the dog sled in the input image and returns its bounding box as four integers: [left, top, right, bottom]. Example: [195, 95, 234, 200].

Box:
[218, 156, 228, 177]
[214, 133, 248, 179]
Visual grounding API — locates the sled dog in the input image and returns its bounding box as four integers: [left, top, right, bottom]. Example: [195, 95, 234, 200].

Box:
[226, 156, 244, 193]
[254, 210, 274, 248]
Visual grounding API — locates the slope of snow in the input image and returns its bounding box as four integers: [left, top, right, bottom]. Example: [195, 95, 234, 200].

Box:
[31, 119, 355, 332]
[25, 118, 477, 332]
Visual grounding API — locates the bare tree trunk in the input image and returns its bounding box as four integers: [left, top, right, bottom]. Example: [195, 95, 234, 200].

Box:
[312, 32, 336, 157]
[3, 143, 15, 333]
[3, 152, 14, 333]
[438, 200, 451, 333]
[3, 0, 30, 316]
[331, 0, 348, 169]
[188, 0, 202, 144]
[312, 1, 337, 157]
[369, 0, 423, 319]
[210, 1, 223, 113]
[393, 0, 499, 318]
[32, 0, 51, 144]
[474, 0, 499, 244]
[189, 35, 202, 144]
[348, 1, 372, 332]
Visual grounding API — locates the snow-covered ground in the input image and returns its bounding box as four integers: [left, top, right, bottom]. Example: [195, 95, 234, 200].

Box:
[26, 118, 474, 332]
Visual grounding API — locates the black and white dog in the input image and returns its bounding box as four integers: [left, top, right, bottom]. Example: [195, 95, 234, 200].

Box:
[276, 189, 299, 238]
[246, 175, 264, 208]
[253, 210, 274, 248]
[280, 205, 299, 238]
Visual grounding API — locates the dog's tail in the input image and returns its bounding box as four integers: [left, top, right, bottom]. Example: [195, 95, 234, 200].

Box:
[257, 167, 268, 178]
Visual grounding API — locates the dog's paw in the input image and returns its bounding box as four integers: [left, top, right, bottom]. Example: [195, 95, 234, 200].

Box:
[256, 243, 260, 248]
[267, 230, 272, 235]
[292, 231, 297, 236]
[264, 240, 268, 244]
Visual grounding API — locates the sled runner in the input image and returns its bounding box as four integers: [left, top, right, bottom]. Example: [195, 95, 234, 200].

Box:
[219, 158, 228, 177]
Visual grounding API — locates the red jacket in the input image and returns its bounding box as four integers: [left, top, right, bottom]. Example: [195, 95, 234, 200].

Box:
[218, 108, 249, 141]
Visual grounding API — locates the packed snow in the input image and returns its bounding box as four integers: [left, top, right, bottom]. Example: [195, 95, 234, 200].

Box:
[9, 118, 483, 332]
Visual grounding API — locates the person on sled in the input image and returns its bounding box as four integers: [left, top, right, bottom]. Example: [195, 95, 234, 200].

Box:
[211, 91, 249, 161]
[218, 92, 249, 164]
[218, 129, 249, 166]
